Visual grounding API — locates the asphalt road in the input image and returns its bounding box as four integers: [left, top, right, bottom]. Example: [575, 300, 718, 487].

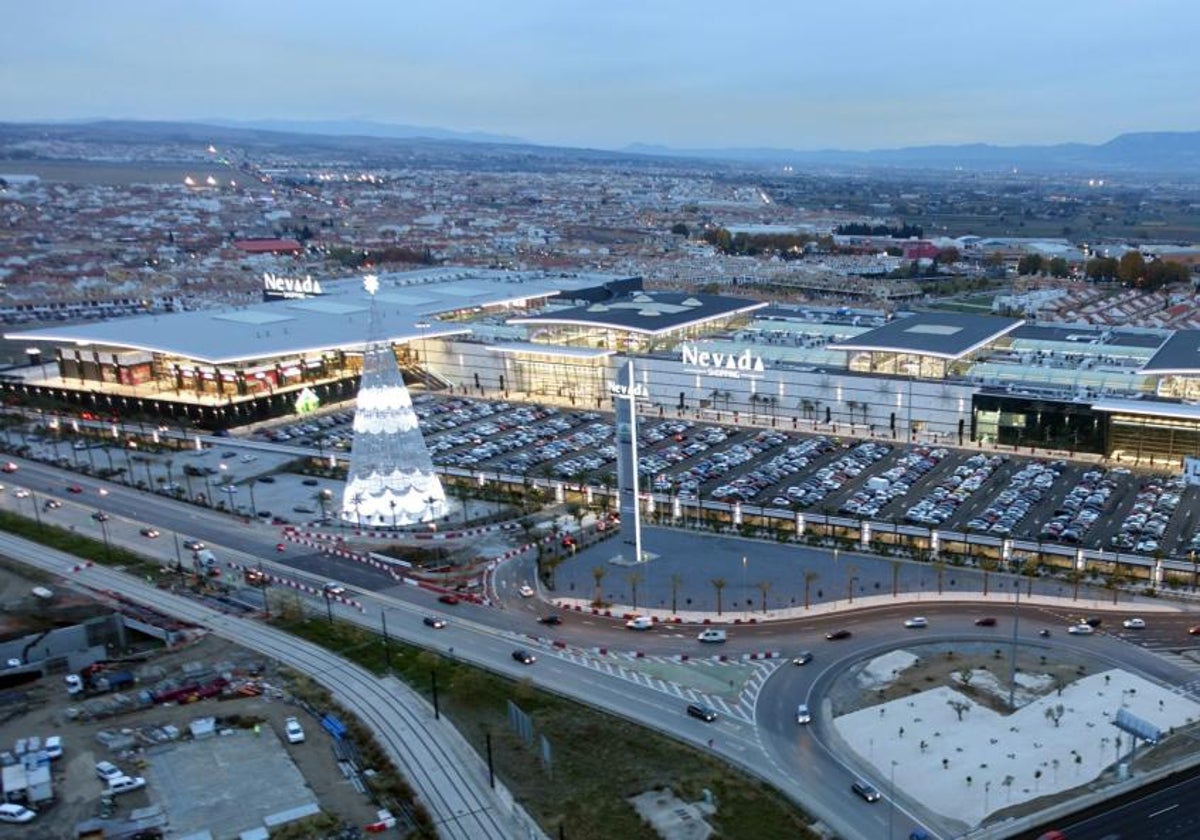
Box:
[7, 455, 1200, 839]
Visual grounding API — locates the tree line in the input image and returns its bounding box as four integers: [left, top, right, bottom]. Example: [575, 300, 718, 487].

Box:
[834, 222, 924, 239]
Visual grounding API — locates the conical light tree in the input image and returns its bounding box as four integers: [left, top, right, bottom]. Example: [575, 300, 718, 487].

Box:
[341, 274, 447, 528]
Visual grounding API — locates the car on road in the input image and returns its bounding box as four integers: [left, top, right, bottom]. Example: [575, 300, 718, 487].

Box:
[1, 462, 17, 473]
[13, 488, 29, 498]
[139, 527, 160, 538]
[0, 803, 36, 823]
[1190, 625, 1200, 636]
[825, 629, 852, 640]
[974, 617, 997, 627]
[795, 704, 811, 724]
[792, 651, 813, 666]
[284, 717, 305, 743]
[44, 735, 62, 759]
[183, 539, 204, 551]
[1122, 617, 1146, 629]
[904, 617, 928, 629]
[686, 703, 718, 722]
[518, 584, 535, 598]
[851, 780, 882, 802]
[512, 649, 536, 665]
[95, 760, 123, 782]
[438, 593, 461, 605]
[423, 616, 447, 629]
[1067, 623, 1095, 635]
[537, 614, 562, 626]
[625, 615, 654, 630]
[1083, 616, 1103, 627]
[43, 499, 62, 509]
[67, 483, 83, 493]
[91, 511, 110, 521]
[323, 582, 346, 596]
[697, 629, 728, 643]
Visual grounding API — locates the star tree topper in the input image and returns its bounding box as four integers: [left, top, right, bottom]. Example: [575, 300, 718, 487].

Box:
[363, 274, 379, 296]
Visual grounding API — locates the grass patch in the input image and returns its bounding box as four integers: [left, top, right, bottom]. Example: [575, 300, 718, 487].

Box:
[272, 603, 818, 839]
[0, 508, 169, 580]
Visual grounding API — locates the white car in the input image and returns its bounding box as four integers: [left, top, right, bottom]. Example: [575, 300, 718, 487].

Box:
[795, 703, 812, 724]
[904, 616, 928, 629]
[106, 775, 146, 795]
[518, 584, 535, 598]
[285, 716, 305, 744]
[0, 803, 36, 823]
[697, 629, 727, 643]
[13, 488, 29, 498]
[625, 616, 654, 631]
[43, 735, 62, 759]
[95, 760, 123, 782]
[1122, 617, 1146, 630]
[1067, 623, 1095, 635]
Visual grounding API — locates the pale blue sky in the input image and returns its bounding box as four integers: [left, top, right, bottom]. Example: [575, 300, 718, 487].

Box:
[3, 0, 1194, 150]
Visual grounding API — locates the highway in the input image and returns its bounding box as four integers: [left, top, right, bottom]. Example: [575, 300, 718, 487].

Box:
[6, 454, 1200, 839]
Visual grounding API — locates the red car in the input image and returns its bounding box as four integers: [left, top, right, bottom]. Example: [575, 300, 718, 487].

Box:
[438, 593, 461, 605]
[67, 484, 83, 494]
[1189, 626, 1200, 636]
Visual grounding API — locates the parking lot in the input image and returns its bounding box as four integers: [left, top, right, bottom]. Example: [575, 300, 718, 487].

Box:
[246, 394, 1200, 561]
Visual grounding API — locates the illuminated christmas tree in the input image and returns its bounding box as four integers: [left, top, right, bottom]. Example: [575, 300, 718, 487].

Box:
[341, 275, 447, 528]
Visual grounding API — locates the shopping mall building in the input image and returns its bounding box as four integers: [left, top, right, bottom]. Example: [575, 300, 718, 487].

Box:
[4, 266, 1200, 466]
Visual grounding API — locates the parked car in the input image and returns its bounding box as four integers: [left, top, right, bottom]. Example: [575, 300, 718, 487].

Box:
[0, 803, 36, 823]
[95, 760, 123, 782]
[43, 735, 62, 759]
[107, 775, 147, 795]
[284, 717, 305, 743]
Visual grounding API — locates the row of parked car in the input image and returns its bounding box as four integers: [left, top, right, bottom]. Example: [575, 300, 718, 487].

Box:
[839, 446, 949, 519]
[904, 453, 1007, 526]
[967, 460, 1064, 537]
[1109, 478, 1184, 553]
[1040, 469, 1118, 545]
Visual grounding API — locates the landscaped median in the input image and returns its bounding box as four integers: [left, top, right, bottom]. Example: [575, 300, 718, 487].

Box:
[273, 607, 820, 840]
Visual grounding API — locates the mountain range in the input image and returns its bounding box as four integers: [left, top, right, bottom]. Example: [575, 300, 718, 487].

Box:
[2, 118, 1200, 174]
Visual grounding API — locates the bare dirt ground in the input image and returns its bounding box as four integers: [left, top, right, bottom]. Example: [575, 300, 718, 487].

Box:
[0, 580, 380, 839]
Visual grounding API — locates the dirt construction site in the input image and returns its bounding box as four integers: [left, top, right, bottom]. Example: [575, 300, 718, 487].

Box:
[0, 566, 381, 840]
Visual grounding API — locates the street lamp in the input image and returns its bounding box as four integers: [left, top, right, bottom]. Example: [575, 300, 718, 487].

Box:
[741, 555, 748, 619]
[888, 760, 898, 840]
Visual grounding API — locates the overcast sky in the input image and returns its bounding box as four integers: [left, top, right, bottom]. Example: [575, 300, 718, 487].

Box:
[3, 0, 1195, 151]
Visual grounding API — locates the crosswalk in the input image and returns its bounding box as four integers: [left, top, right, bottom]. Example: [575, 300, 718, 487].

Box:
[552, 647, 779, 723]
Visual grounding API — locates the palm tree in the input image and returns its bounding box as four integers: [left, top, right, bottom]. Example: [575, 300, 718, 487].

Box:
[756, 580, 772, 613]
[1066, 568, 1085, 602]
[1104, 568, 1128, 605]
[627, 570, 644, 611]
[711, 577, 726, 616]
[890, 559, 901, 597]
[670, 573, 684, 614]
[846, 563, 859, 604]
[935, 560, 946, 596]
[804, 570, 818, 609]
[591, 565, 607, 606]
[980, 557, 998, 597]
[1020, 557, 1039, 597]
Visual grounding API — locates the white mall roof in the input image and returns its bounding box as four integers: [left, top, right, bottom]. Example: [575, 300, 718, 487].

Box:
[5, 269, 623, 365]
